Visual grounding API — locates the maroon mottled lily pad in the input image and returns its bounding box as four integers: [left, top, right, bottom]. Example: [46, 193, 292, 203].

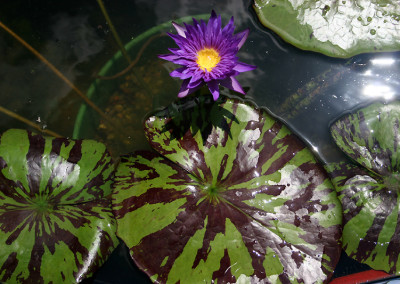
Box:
[113, 95, 342, 283]
[327, 101, 400, 274]
[0, 129, 118, 283]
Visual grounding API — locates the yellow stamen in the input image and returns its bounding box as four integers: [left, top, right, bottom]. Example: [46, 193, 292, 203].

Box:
[196, 48, 220, 72]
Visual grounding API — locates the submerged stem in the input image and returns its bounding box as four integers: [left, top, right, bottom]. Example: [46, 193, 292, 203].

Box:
[0, 20, 118, 133]
[95, 0, 153, 93]
[0, 105, 62, 138]
[96, 0, 131, 63]
[96, 34, 164, 80]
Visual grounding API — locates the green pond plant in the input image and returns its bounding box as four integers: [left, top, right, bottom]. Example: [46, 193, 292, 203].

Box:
[112, 95, 342, 283]
[0, 129, 118, 283]
[3, 4, 399, 283]
[326, 101, 400, 274]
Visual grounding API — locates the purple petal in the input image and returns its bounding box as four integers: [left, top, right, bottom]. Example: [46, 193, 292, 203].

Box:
[192, 18, 200, 28]
[177, 79, 191, 98]
[207, 80, 220, 101]
[158, 53, 178, 62]
[236, 29, 249, 49]
[222, 17, 235, 36]
[233, 62, 257, 73]
[178, 79, 204, 98]
[170, 67, 193, 79]
[199, 19, 207, 37]
[172, 22, 186, 38]
[167, 33, 187, 49]
[187, 73, 204, 88]
[172, 58, 195, 66]
[220, 76, 245, 94]
[207, 10, 221, 37]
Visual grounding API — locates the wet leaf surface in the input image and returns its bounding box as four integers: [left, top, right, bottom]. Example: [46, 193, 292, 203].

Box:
[0, 129, 118, 283]
[327, 101, 400, 274]
[253, 0, 400, 58]
[113, 95, 342, 283]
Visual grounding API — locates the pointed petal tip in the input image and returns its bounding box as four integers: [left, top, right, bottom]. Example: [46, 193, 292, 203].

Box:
[172, 21, 186, 37]
[207, 80, 220, 101]
[237, 29, 250, 49]
[212, 93, 220, 101]
[158, 53, 179, 63]
[158, 54, 171, 60]
[234, 62, 257, 73]
[220, 76, 246, 95]
[177, 87, 190, 98]
[177, 92, 189, 98]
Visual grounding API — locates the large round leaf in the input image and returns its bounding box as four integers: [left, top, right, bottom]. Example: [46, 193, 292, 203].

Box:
[253, 0, 400, 58]
[113, 95, 342, 283]
[0, 129, 118, 283]
[327, 101, 400, 274]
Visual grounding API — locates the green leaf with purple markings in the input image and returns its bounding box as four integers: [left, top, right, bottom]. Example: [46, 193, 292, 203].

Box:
[0, 129, 118, 283]
[327, 101, 400, 274]
[113, 95, 342, 283]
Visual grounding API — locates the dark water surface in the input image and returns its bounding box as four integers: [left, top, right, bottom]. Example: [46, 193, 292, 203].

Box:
[0, 0, 399, 283]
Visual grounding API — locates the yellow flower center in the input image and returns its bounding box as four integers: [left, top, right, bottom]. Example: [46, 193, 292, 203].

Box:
[196, 48, 220, 72]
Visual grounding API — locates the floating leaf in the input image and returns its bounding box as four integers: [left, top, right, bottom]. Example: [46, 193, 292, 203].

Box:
[327, 101, 400, 274]
[253, 0, 400, 58]
[0, 129, 118, 283]
[113, 95, 342, 283]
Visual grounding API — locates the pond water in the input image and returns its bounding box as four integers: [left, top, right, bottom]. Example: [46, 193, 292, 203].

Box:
[0, 0, 399, 283]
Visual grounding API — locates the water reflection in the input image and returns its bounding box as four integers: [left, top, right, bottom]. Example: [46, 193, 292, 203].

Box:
[370, 58, 396, 66]
[363, 83, 396, 100]
[0, 1, 399, 161]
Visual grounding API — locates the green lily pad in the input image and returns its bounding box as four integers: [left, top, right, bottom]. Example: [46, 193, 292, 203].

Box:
[113, 95, 342, 283]
[253, 0, 400, 58]
[0, 129, 118, 283]
[327, 101, 400, 274]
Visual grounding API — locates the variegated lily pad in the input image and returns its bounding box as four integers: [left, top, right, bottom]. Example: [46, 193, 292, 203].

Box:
[253, 0, 400, 58]
[327, 101, 400, 274]
[113, 95, 342, 283]
[0, 129, 118, 283]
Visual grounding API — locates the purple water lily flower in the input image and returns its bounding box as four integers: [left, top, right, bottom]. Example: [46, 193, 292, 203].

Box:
[159, 11, 256, 101]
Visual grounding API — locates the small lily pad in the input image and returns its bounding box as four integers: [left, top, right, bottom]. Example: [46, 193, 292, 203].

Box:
[327, 101, 400, 274]
[113, 95, 342, 283]
[253, 0, 400, 58]
[0, 129, 118, 283]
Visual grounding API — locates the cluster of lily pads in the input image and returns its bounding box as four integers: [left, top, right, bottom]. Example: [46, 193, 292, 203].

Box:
[1, 94, 399, 283]
[1, 2, 400, 283]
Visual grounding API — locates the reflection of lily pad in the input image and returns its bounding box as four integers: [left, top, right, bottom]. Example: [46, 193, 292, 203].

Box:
[253, 0, 400, 58]
[113, 95, 342, 283]
[0, 129, 118, 283]
[327, 101, 400, 274]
